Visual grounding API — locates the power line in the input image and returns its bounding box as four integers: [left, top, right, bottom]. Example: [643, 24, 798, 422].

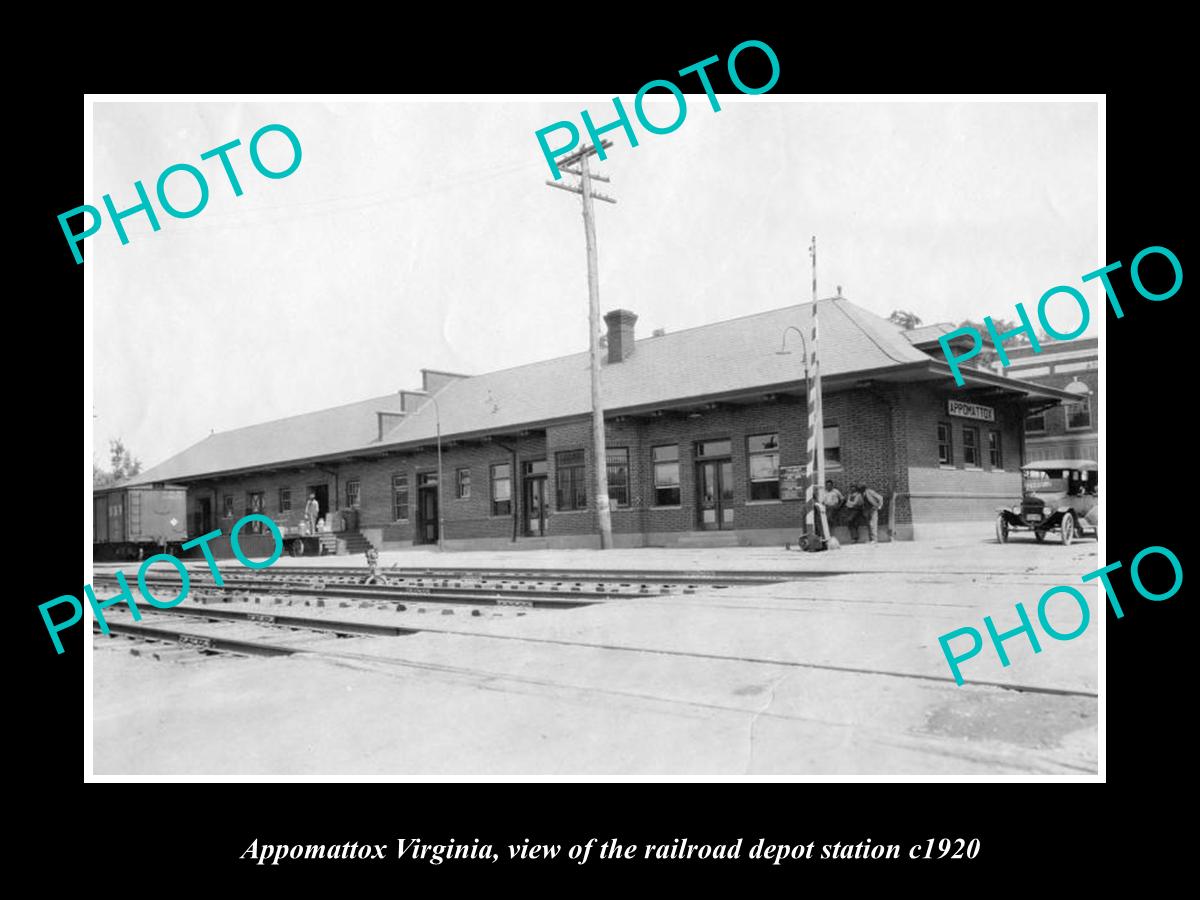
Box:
[144, 156, 545, 239]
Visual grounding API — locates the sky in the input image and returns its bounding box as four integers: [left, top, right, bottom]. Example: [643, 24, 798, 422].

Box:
[90, 99, 1098, 471]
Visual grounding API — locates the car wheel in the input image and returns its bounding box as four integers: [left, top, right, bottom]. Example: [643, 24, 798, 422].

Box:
[1034, 529, 1045, 543]
[995, 516, 1009, 544]
[1061, 514, 1075, 546]
[290, 538, 305, 557]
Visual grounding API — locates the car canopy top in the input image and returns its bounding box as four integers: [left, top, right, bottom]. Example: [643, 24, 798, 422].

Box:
[1020, 460, 1097, 472]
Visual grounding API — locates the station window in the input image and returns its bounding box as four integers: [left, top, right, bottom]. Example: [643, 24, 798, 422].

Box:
[695, 439, 731, 458]
[523, 459, 548, 477]
[1066, 397, 1091, 431]
[747, 433, 781, 501]
[346, 479, 361, 509]
[1026, 412, 1046, 434]
[455, 468, 471, 499]
[223, 494, 234, 517]
[607, 448, 630, 508]
[988, 431, 1003, 469]
[392, 474, 409, 522]
[278, 488, 292, 513]
[937, 423, 953, 466]
[823, 424, 842, 469]
[652, 445, 680, 506]
[556, 450, 587, 510]
[962, 427, 980, 468]
[491, 463, 512, 516]
[246, 491, 265, 533]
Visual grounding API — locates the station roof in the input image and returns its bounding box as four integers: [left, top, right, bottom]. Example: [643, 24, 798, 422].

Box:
[127, 297, 1079, 485]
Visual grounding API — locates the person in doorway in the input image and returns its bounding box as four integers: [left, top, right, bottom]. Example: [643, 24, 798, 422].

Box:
[305, 492, 320, 535]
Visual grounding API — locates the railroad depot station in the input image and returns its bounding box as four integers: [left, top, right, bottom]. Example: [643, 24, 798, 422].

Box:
[121, 295, 1080, 557]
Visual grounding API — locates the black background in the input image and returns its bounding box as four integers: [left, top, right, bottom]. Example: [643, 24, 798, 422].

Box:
[22, 22, 1186, 888]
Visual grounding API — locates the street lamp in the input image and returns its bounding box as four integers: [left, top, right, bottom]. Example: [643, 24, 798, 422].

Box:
[408, 390, 444, 552]
[776, 326, 809, 384]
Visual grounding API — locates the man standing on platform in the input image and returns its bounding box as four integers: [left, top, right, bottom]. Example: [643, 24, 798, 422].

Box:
[823, 479, 844, 528]
[846, 483, 884, 544]
[305, 492, 320, 535]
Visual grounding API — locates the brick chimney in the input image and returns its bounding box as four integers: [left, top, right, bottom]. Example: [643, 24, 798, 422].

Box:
[603, 309, 638, 363]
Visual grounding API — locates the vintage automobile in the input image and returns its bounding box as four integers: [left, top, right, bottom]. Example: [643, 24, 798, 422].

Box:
[996, 460, 1097, 545]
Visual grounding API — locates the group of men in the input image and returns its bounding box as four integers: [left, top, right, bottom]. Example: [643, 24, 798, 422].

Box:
[818, 480, 884, 545]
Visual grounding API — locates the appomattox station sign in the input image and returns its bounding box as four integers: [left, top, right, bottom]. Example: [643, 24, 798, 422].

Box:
[947, 400, 996, 422]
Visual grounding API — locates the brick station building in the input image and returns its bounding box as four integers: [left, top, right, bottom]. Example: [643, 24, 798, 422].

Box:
[124, 295, 1077, 554]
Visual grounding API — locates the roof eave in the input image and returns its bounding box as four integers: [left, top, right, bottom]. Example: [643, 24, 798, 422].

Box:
[925, 361, 1080, 401]
[142, 360, 1071, 484]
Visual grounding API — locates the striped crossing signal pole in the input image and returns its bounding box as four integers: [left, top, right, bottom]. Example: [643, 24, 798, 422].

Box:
[804, 236, 833, 551]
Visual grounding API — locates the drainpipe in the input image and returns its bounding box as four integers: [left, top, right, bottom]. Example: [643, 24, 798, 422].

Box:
[862, 384, 898, 541]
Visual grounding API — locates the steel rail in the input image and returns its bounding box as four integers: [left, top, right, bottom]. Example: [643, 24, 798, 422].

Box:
[101, 607, 1098, 700]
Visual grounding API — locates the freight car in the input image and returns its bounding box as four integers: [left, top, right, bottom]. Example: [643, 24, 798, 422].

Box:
[93, 483, 189, 561]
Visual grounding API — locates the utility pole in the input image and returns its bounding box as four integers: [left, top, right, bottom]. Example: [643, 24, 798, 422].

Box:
[545, 140, 617, 549]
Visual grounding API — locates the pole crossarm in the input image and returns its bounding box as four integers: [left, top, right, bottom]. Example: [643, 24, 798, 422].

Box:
[560, 167, 611, 182]
[553, 139, 614, 170]
[544, 180, 617, 203]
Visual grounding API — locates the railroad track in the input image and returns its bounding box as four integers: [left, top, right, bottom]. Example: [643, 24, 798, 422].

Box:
[94, 611, 1096, 775]
[94, 604, 1097, 700]
[93, 563, 798, 587]
[90, 563, 771, 608]
[92, 561, 1093, 581]
[92, 572, 602, 610]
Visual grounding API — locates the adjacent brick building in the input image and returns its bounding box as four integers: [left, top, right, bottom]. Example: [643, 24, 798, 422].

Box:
[122, 295, 1077, 552]
[1002, 338, 1098, 463]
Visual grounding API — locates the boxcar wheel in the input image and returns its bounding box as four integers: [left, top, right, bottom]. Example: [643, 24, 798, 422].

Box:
[995, 516, 1009, 544]
[1061, 514, 1075, 546]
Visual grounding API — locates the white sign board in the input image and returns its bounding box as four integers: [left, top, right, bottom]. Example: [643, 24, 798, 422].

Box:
[948, 400, 995, 422]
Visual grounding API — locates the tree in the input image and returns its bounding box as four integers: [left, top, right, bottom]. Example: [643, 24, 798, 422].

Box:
[94, 439, 142, 487]
[958, 317, 1031, 344]
[888, 310, 923, 330]
[956, 318, 1035, 369]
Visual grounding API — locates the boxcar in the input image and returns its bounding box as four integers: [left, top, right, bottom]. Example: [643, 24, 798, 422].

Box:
[93, 484, 188, 561]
